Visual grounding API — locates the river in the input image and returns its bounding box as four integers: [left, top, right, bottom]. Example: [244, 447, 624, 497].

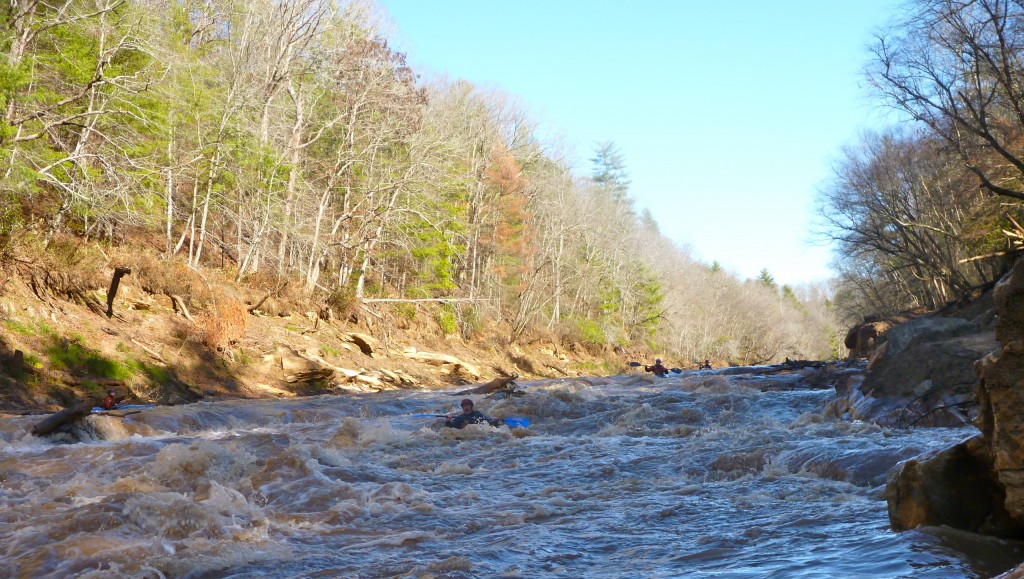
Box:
[2, 370, 1022, 578]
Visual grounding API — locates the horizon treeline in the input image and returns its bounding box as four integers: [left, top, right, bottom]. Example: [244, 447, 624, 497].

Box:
[820, 0, 1024, 325]
[0, 0, 838, 364]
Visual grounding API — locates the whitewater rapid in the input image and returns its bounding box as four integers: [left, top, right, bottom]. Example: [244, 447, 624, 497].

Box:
[1, 370, 1022, 577]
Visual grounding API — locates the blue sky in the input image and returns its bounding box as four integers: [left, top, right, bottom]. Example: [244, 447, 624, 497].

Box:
[377, 0, 903, 286]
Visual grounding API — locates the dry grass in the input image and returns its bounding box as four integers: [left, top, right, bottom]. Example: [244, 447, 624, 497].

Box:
[200, 291, 248, 350]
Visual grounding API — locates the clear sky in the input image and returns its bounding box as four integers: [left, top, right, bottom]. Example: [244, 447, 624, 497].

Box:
[376, 0, 904, 286]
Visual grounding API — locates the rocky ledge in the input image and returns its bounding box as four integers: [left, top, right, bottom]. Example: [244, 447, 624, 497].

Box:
[883, 260, 1024, 575]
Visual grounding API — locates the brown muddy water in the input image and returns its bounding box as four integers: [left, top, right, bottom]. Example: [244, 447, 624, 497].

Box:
[1, 371, 1022, 578]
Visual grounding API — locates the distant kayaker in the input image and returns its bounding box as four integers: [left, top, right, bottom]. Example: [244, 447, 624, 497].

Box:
[700, 359, 713, 370]
[445, 398, 499, 429]
[644, 359, 670, 377]
[101, 389, 121, 410]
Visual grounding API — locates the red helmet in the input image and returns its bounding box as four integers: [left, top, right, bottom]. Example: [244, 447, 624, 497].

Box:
[460, 398, 473, 407]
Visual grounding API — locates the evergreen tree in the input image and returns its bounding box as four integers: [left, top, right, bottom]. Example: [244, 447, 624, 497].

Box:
[590, 141, 631, 204]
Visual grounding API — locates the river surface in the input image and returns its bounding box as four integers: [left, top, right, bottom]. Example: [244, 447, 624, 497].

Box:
[2, 370, 1023, 578]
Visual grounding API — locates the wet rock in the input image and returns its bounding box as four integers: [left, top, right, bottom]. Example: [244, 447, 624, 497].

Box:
[887, 260, 1024, 545]
[844, 317, 994, 427]
[886, 436, 1024, 537]
[845, 314, 908, 358]
[977, 260, 1024, 520]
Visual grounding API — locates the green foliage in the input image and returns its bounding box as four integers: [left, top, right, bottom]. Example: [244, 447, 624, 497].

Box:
[23, 353, 42, 368]
[758, 268, 776, 288]
[591, 141, 631, 203]
[0, 193, 22, 256]
[321, 344, 341, 358]
[124, 358, 170, 386]
[576, 359, 617, 375]
[4, 319, 37, 336]
[393, 302, 417, 320]
[631, 268, 664, 339]
[709, 261, 722, 274]
[828, 331, 842, 361]
[44, 336, 132, 380]
[457, 304, 484, 339]
[327, 285, 357, 317]
[436, 305, 457, 335]
[575, 317, 608, 347]
[404, 214, 464, 296]
[781, 284, 804, 311]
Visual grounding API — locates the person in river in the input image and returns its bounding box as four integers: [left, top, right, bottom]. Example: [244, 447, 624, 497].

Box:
[644, 359, 670, 377]
[101, 389, 125, 410]
[700, 359, 713, 370]
[445, 398, 500, 429]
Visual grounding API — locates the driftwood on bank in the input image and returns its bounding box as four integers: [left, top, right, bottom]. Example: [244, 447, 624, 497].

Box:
[130, 338, 165, 363]
[167, 293, 194, 322]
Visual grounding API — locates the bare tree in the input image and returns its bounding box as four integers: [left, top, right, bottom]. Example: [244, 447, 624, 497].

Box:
[871, 0, 1024, 201]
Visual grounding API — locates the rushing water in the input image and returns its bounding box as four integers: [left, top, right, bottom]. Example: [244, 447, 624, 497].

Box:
[2, 370, 1023, 578]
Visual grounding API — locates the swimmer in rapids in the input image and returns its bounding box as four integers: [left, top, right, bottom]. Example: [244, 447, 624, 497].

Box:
[444, 398, 500, 429]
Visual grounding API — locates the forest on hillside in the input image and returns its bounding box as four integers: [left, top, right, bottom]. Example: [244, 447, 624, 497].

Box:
[819, 0, 1024, 322]
[0, 0, 839, 365]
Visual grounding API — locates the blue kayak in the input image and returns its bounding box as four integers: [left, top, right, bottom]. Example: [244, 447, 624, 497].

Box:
[91, 404, 155, 414]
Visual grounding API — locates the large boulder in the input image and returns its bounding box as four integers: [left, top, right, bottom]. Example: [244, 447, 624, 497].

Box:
[844, 310, 924, 358]
[840, 317, 995, 427]
[976, 259, 1024, 519]
[845, 319, 896, 359]
[886, 435, 1022, 537]
[886, 260, 1024, 542]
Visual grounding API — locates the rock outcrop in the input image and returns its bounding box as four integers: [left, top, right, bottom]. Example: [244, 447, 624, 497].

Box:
[886, 436, 1020, 536]
[976, 260, 1024, 521]
[832, 316, 994, 427]
[886, 260, 1024, 543]
[864, 318, 994, 426]
[844, 310, 924, 359]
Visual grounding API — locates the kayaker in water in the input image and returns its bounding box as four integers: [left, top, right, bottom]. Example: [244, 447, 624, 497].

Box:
[644, 359, 670, 377]
[101, 389, 123, 410]
[445, 398, 499, 429]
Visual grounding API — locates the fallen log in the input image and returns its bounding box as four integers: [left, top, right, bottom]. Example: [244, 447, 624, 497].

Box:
[30, 400, 94, 437]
